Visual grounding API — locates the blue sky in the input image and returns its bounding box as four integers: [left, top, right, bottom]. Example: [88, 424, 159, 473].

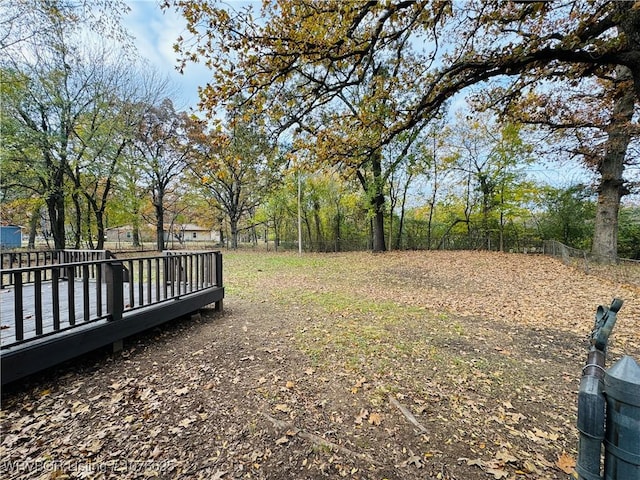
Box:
[122, 1, 212, 110]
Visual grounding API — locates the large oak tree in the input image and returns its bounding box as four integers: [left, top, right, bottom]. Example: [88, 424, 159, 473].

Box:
[168, 0, 639, 258]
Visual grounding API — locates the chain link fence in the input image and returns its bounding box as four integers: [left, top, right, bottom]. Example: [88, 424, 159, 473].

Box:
[543, 240, 640, 287]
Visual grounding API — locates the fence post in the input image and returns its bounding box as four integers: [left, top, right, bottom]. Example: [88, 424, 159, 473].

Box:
[105, 260, 124, 321]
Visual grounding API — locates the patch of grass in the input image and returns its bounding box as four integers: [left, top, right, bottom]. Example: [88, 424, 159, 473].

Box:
[451, 322, 465, 336]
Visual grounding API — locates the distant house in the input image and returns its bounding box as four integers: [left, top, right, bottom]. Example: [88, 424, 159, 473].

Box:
[0, 225, 22, 249]
[166, 224, 220, 243]
[106, 224, 220, 245]
[105, 225, 156, 244]
[105, 225, 136, 244]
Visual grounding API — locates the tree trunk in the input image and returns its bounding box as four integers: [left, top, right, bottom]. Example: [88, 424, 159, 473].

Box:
[333, 210, 342, 252]
[28, 207, 39, 249]
[230, 217, 239, 249]
[592, 66, 634, 262]
[48, 189, 66, 250]
[155, 194, 165, 252]
[355, 150, 387, 252]
[370, 151, 387, 252]
[132, 212, 141, 248]
[313, 200, 323, 250]
[85, 197, 95, 250]
[95, 209, 105, 250]
[372, 204, 386, 252]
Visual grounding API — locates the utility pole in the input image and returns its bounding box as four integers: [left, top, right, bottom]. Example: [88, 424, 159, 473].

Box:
[297, 168, 302, 255]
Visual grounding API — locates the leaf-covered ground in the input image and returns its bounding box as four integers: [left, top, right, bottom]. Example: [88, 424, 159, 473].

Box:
[2, 251, 639, 480]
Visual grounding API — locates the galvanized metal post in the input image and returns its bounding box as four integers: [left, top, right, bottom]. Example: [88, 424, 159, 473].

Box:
[604, 356, 640, 480]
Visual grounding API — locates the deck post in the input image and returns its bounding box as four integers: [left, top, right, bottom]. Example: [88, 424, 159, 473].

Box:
[105, 260, 124, 321]
[215, 252, 223, 312]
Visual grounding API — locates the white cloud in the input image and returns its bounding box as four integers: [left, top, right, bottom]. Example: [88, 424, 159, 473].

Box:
[123, 1, 212, 109]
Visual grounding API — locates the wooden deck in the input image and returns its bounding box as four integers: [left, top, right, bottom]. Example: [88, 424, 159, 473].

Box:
[0, 250, 224, 385]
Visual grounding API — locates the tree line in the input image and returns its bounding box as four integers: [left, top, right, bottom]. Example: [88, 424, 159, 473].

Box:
[1, 1, 638, 260]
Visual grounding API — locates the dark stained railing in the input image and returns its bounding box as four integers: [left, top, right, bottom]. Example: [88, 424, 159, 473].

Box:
[0, 251, 223, 347]
[0, 250, 112, 287]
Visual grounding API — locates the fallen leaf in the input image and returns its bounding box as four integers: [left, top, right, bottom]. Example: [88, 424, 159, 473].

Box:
[274, 403, 291, 413]
[71, 402, 90, 415]
[487, 466, 509, 479]
[109, 394, 124, 408]
[174, 386, 190, 396]
[150, 445, 163, 459]
[521, 460, 538, 474]
[275, 436, 289, 445]
[466, 458, 484, 468]
[556, 451, 576, 474]
[355, 409, 369, 425]
[178, 417, 195, 428]
[368, 412, 382, 426]
[495, 449, 518, 464]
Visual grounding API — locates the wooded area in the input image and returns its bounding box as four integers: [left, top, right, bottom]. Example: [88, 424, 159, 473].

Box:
[1, 1, 639, 260]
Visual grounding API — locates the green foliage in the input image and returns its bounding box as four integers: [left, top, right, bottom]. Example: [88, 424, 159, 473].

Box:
[618, 206, 640, 260]
[534, 185, 595, 250]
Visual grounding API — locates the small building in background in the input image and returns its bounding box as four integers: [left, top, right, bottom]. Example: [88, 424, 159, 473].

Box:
[105, 225, 136, 244]
[166, 224, 220, 243]
[0, 225, 22, 249]
[106, 224, 220, 246]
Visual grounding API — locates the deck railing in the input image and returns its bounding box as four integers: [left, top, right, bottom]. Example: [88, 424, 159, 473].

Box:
[0, 251, 223, 347]
[0, 250, 112, 287]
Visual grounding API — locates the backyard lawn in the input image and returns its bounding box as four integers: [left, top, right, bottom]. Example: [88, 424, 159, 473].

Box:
[2, 250, 639, 479]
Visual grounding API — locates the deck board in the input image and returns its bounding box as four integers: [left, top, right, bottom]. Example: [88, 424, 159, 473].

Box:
[0, 280, 211, 345]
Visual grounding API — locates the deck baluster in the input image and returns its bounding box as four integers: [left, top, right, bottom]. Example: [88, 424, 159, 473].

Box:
[82, 265, 90, 322]
[52, 268, 60, 331]
[14, 273, 23, 341]
[34, 270, 43, 335]
[127, 259, 134, 308]
[146, 259, 151, 304]
[66, 266, 75, 326]
[138, 259, 144, 306]
[96, 263, 103, 317]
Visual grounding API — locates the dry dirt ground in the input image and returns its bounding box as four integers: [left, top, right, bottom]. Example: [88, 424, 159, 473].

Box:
[1, 251, 639, 480]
